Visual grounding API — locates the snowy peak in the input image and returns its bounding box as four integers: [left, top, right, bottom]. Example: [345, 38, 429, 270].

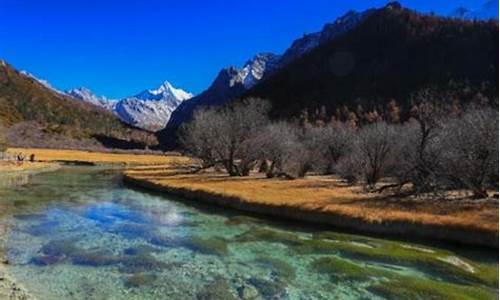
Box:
[66, 87, 117, 110]
[230, 53, 281, 88]
[135, 81, 193, 102]
[115, 81, 193, 131]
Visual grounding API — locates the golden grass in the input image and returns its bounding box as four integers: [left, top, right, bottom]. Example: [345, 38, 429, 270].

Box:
[7, 148, 190, 166]
[0, 161, 57, 173]
[125, 165, 499, 236]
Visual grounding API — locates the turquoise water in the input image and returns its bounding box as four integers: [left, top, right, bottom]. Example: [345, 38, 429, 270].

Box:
[0, 167, 497, 299]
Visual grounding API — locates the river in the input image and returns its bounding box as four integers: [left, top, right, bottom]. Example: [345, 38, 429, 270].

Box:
[0, 166, 497, 299]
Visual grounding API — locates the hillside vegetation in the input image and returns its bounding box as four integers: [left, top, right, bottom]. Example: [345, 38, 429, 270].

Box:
[0, 61, 156, 149]
[247, 4, 498, 123]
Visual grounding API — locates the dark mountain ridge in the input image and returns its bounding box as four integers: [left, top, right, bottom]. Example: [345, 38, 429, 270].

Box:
[246, 2, 498, 121]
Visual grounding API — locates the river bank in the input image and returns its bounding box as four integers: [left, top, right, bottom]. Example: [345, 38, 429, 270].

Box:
[124, 165, 499, 248]
[6, 148, 187, 166]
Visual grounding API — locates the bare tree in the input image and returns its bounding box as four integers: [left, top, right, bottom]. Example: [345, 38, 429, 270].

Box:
[307, 123, 355, 174]
[341, 122, 399, 189]
[256, 122, 307, 178]
[438, 107, 498, 198]
[391, 103, 445, 193]
[179, 98, 270, 176]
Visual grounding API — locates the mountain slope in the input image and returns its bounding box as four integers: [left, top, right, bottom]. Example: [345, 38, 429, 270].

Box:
[0, 60, 154, 149]
[245, 3, 498, 121]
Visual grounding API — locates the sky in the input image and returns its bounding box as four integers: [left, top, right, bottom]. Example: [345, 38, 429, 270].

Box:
[0, 0, 491, 99]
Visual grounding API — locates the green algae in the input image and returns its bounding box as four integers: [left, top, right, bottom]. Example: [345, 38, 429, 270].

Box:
[183, 236, 229, 256]
[368, 277, 496, 300]
[295, 235, 499, 288]
[253, 256, 296, 280]
[224, 215, 263, 226]
[234, 228, 303, 246]
[310, 257, 383, 281]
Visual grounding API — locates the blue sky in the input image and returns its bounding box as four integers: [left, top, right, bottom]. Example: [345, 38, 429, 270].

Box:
[0, 0, 491, 98]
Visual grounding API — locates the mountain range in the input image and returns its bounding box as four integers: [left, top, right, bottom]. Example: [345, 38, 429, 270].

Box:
[157, 8, 376, 147]
[1, 1, 498, 151]
[158, 1, 499, 148]
[20, 73, 193, 132]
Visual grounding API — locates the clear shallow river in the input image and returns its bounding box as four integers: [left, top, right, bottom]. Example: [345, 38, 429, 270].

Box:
[0, 167, 497, 300]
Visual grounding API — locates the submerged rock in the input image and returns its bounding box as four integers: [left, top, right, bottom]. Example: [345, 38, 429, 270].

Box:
[123, 244, 160, 256]
[237, 283, 260, 300]
[41, 239, 78, 257]
[123, 273, 157, 288]
[148, 235, 179, 247]
[30, 255, 64, 266]
[247, 277, 287, 299]
[197, 277, 237, 300]
[119, 254, 170, 273]
[71, 252, 119, 267]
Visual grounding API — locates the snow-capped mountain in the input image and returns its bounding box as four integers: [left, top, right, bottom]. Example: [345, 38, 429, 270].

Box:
[450, 0, 499, 20]
[114, 81, 193, 131]
[158, 53, 281, 146]
[66, 87, 117, 110]
[231, 53, 281, 88]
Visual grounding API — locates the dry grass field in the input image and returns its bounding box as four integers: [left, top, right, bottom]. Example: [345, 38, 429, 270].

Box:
[6, 148, 189, 166]
[125, 164, 498, 245]
[0, 161, 57, 173]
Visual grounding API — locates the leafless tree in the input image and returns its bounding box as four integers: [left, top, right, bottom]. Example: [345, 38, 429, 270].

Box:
[391, 103, 445, 193]
[339, 122, 399, 189]
[256, 122, 308, 178]
[308, 123, 355, 174]
[179, 98, 270, 176]
[437, 107, 498, 198]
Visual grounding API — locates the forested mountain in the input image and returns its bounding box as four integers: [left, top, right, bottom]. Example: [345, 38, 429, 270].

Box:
[246, 2, 498, 123]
